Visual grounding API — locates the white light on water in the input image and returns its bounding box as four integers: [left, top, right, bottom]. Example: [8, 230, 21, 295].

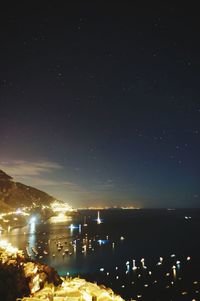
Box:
[172, 265, 177, 279]
[69, 224, 79, 232]
[132, 259, 137, 270]
[96, 211, 103, 224]
[29, 216, 36, 224]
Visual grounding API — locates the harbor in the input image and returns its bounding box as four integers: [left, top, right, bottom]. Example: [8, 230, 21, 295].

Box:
[1, 209, 200, 300]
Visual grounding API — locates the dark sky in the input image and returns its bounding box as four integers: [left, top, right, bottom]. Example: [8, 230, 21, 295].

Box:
[1, 2, 200, 208]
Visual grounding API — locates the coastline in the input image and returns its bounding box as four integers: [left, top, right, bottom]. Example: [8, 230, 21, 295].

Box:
[0, 240, 124, 301]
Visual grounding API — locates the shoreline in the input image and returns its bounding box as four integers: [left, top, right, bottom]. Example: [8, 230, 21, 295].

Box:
[0, 240, 125, 301]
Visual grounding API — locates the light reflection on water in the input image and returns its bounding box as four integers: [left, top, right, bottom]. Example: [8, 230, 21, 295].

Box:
[1, 212, 108, 276]
[1, 209, 200, 300]
[29, 221, 36, 251]
[2, 214, 83, 273]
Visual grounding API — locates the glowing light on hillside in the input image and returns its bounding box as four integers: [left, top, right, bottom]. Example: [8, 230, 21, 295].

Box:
[50, 213, 72, 223]
[51, 201, 73, 213]
[0, 240, 19, 256]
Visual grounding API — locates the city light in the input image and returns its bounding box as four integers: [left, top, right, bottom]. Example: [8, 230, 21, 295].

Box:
[51, 201, 73, 213]
[0, 239, 20, 258]
[50, 213, 72, 223]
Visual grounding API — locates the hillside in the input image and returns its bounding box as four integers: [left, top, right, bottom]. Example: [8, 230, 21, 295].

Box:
[0, 169, 56, 212]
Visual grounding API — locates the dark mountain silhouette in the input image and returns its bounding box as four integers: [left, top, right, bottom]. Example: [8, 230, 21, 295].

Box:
[0, 169, 56, 212]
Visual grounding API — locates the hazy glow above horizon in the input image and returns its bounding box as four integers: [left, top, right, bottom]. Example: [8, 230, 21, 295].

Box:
[1, 4, 200, 208]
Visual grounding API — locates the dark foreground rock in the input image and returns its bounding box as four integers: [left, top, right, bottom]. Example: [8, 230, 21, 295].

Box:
[0, 248, 62, 301]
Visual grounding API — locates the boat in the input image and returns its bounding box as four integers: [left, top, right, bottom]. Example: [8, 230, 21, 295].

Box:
[32, 247, 38, 255]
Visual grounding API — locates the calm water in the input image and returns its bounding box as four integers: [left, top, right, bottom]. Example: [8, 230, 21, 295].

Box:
[2, 209, 200, 300]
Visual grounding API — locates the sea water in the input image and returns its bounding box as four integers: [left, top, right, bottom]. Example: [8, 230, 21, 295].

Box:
[2, 209, 200, 300]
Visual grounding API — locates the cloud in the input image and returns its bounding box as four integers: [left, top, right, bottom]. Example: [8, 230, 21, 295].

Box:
[20, 177, 63, 187]
[0, 160, 115, 204]
[0, 159, 89, 194]
[0, 160, 63, 177]
[95, 179, 115, 191]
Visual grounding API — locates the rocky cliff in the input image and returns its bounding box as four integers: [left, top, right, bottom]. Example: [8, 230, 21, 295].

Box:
[0, 170, 56, 212]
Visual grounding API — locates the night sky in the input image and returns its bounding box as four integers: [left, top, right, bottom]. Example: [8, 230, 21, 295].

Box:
[1, 2, 200, 208]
